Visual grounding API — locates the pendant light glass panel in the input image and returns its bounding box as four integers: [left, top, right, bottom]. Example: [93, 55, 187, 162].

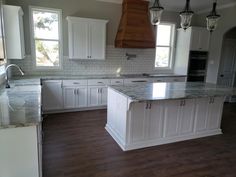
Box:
[180, 0, 194, 30]
[150, 0, 164, 25]
[206, 2, 220, 32]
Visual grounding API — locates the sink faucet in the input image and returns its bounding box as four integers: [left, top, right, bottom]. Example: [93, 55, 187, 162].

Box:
[5, 64, 25, 88]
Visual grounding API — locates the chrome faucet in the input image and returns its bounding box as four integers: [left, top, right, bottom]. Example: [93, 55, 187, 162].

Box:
[5, 64, 25, 88]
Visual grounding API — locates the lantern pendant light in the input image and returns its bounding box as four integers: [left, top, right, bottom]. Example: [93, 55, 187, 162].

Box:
[149, 0, 164, 25]
[206, 1, 221, 33]
[180, 0, 194, 30]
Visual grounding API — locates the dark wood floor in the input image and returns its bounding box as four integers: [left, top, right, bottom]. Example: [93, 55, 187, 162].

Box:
[42, 103, 236, 177]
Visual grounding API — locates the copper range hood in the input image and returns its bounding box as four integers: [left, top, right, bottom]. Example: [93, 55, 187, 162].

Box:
[115, 0, 156, 48]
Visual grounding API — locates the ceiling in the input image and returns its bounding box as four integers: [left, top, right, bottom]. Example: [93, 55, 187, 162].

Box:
[158, 0, 236, 13]
[97, 0, 236, 13]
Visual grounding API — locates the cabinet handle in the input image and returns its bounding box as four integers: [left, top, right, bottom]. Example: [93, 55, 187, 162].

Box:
[115, 81, 121, 83]
[77, 89, 79, 95]
[100, 89, 103, 94]
[149, 103, 152, 109]
[209, 97, 215, 104]
[74, 89, 76, 95]
[98, 82, 104, 84]
[146, 103, 149, 109]
[73, 82, 80, 85]
[97, 89, 100, 93]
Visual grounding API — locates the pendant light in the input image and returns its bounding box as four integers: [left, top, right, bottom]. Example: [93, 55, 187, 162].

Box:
[149, 0, 164, 25]
[206, 1, 221, 32]
[180, 0, 194, 30]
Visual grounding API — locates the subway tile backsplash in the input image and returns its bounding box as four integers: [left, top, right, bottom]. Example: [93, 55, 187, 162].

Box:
[11, 45, 171, 76]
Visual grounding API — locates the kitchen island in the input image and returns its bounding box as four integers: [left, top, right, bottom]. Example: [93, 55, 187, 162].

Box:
[106, 82, 236, 151]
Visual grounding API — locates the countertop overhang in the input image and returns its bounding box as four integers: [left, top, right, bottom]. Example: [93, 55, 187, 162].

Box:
[108, 82, 236, 102]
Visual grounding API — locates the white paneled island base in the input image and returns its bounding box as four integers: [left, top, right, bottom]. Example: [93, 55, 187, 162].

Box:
[105, 87, 226, 151]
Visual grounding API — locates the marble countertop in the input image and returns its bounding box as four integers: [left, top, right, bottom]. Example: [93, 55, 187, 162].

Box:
[12, 73, 187, 81]
[0, 79, 41, 129]
[109, 82, 236, 102]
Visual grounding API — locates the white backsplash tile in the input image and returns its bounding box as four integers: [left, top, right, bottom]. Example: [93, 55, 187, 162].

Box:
[10, 45, 171, 76]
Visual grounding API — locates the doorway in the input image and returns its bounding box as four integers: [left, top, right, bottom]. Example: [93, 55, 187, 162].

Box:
[218, 27, 236, 102]
[218, 27, 236, 87]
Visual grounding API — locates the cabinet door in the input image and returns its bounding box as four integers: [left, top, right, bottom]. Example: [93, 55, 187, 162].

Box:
[68, 20, 89, 59]
[190, 28, 200, 51]
[163, 100, 181, 137]
[42, 81, 63, 111]
[76, 87, 88, 108]
[100, 87, 108, 106]
[129, 103, 147, 143]
[90, 21, 106, 60]
[194, 98, 209, 132]
[148, 102, 164, 140]
[178, 99, 195, 135]
[88, 87, 100, 107]
[198, 28, 210, 51]
[207, 97, 225, 130]
[63, 87, 76, 109]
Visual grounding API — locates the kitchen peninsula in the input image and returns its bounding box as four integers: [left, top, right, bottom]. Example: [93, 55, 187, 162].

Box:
[106, 82, 236, 151]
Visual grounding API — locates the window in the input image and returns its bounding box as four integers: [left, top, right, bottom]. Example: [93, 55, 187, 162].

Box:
[30, 7, 62, 69]
[155, 23, 175, 69]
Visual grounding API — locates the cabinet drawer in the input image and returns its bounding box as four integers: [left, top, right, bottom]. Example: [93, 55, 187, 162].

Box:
[88, 79, 110, 86]
[152, 77, 166, 82]
[63, 80, 88, 86]
[110, 79, 124, 85]
[124, 78, 151, 84]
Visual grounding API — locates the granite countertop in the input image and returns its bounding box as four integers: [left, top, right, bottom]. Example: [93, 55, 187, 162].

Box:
[109, 82, 236, 102]
[0, 79, 41, 129]
[12, 73, 187, 81]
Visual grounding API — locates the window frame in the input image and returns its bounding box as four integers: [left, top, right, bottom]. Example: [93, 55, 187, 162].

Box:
[29, 6, 63, 70]
[154, 22, 176, 71]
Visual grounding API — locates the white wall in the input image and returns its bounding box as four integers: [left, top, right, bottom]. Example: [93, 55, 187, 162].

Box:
[0, 65, 5, 85]
[6, 0, 181, 76]
[194, 5, 236, 83]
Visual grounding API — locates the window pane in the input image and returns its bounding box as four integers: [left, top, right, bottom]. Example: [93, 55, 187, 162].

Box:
[157, 25, 171, 46]
[33, 10, 59, 40]
[155, 47, 170, 68]
[35, 40, 59, 67]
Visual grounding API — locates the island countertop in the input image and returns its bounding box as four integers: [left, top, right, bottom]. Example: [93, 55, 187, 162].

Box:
[0, 78, 41, 129]
[108, 82, 236, 102]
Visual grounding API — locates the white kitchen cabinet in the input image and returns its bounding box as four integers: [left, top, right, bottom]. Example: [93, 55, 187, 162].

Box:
[42, 80, 63, 112]
[129, 101, 164, 143]
[88, 86, 107, 106]
[207, 97, 225, 130]
[190, 27, 210, 52]
[67, 17, 108, 60]
[3, 5, 25, 59]
[63, 87, 77, 109]
[194, 97, 225, 132]
[63, 86, 88, 109]
[163, 99, 195, 137]
[174, 27, 210, 75]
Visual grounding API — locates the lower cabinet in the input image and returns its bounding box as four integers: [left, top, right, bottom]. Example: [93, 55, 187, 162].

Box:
[88, 86, 107, 107]
[63, 86, 88, 109]
[42, 80, 63, 112]
[129, 99, 195, 143]
[194, 97, 224, 132]
[163, 99, 195, 137]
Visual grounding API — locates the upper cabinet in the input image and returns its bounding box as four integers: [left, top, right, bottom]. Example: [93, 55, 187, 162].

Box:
[67, 17, 108, 60]
[3, 5, 25, 59]
[190, 27, 210, 52]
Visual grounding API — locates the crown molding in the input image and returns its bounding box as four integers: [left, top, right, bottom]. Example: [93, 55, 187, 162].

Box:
[96, 0, 122, 4]
[197, 2, 236, 14]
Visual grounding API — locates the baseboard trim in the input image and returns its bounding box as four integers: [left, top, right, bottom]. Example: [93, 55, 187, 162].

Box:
[43, 106, 107, 115]
[106, 124, 222, 151]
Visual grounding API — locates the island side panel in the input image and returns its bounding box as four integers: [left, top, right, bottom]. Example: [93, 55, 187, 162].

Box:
[106, 88, 129, 150]
[0, 126, 39, 177]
